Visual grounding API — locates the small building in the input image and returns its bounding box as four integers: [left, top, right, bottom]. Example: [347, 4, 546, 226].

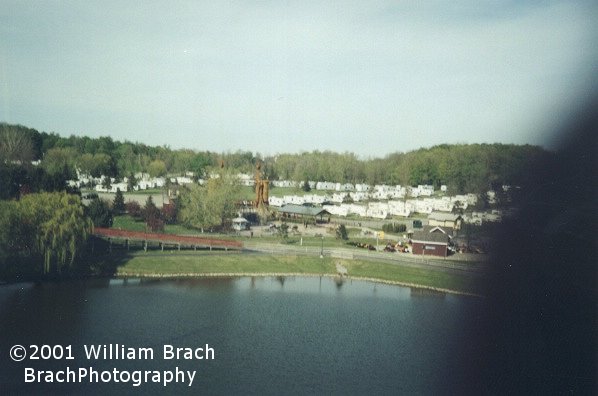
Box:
[232, 217, 250, 231]
[110, 182, 128, 193]
[268, 196, 285, 207]
[411, 226, 453, 257]
[427, 212, 463, 230]
[276, 204, 331, 223]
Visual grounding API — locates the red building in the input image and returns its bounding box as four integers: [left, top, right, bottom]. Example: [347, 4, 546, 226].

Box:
[411, 226, 452, 257]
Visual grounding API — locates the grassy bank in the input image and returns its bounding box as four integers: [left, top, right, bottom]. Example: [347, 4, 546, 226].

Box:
[103, 251, 483, 296]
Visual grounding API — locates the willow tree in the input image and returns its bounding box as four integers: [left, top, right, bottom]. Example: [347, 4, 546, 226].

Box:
[20, 192, 92, 274]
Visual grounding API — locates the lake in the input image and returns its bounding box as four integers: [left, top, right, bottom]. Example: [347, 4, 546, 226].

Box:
[0, 277, 485, 394]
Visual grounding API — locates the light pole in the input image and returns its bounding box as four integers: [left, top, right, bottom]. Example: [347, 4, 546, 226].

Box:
[320, 236, 324, 258]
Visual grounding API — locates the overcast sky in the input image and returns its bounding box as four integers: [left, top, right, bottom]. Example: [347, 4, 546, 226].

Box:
[1, 1, 596, 157]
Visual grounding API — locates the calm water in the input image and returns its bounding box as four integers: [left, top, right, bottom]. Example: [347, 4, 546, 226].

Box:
[0, 277, 485, 395]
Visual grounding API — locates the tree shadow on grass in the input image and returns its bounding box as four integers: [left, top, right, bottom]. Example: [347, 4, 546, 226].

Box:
[83, 236, 137, 277]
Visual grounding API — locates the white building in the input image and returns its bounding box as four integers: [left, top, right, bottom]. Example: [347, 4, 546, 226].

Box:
[335, 183, 354, 192]
[367, 202, 389, 219]
[388, 200, 411, 217]
[268, 196, 285, 207]
[330, 193, 349, 203]
[236, 173, 255, 187]
[415, 184, 435, 196]
[283, 195, 305, 205]
[110, 183, 128, 193]
[272, 180, 297, 188]
[135, 172, 150, 181]
[371, 185, 392, 200]
[349, 192, 369, 202]
[345, 203, 367, 217]
[303, 194, 328, 205]
[315, 181, 336, 190]
[323, 204, 349, 217]
[171, 176, 193, 185]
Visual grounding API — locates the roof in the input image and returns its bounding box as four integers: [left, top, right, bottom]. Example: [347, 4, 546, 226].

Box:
[277, 204, 331, 217]
[428, 212, 463, 222]
[412, 231, 450, 244]
[422, 225, 452, 235]
[232, 217, 248, 223]
[411, 226, 451, 244]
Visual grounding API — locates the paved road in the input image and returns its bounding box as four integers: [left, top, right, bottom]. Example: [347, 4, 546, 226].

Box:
[243, 241, 488, 277]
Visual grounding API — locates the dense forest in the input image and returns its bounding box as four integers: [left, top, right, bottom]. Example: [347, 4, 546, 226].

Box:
[1, 122, 551, 195]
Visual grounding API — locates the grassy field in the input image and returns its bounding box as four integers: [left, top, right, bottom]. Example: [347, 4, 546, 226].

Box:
[102, 251, 482, 295]
[111, 215, 219, 236]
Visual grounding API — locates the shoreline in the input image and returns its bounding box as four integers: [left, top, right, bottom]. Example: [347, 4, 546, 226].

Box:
[114, 271, 484, 298]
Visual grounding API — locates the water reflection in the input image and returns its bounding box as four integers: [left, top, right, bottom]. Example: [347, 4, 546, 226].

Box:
[98, 276, 447, 301]
[0, 277, 483, 394]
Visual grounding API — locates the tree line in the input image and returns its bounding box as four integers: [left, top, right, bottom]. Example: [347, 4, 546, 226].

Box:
[1, 123, 552, 194]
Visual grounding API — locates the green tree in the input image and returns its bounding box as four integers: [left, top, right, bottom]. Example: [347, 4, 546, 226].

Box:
[302, 180, 311, 192]
[90, 153, 116, 177]
[102, 176, 111, 190]
[189, 153, 213, 179]
[336, 224, 348, 240]
[77, 153, 95, 175]
[147, 160, 167, 178]
[452, 200, 464, 215]
[87, 198, 113, 227]
[179, 173, 241, 231]
[115, 143, 140, 176]
[127, 172, 137, 191]
[19, 192, 92, 274]
[42, 147, 77, 178]
[113, 188, 126, 214]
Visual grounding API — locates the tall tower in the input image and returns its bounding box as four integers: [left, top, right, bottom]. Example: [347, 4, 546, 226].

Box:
[254, 162, 269, 208]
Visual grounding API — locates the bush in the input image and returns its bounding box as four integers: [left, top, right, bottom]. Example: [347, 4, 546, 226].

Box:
[161, 201, 178, 224]
[278, 223, 289, 239]
[382, 223, 407, 234]
[125, 201, 142, 218]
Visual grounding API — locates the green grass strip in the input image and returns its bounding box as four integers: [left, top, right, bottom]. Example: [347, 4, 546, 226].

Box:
[110, 251, 483, 296]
